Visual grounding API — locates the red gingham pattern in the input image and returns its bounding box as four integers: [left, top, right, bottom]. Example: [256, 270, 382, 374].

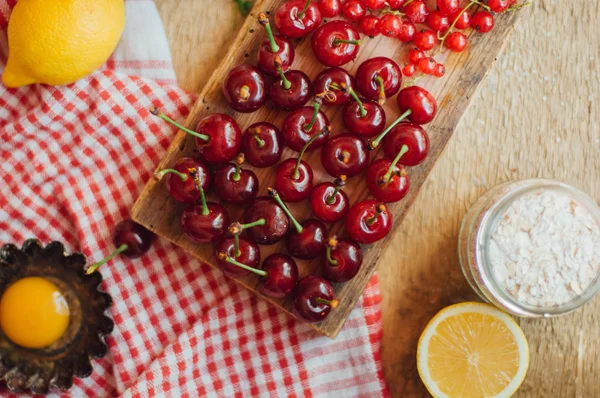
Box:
[0, 1, 389, 397]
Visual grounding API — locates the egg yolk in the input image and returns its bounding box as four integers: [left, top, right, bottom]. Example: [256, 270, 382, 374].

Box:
[0, 277, 70, 349]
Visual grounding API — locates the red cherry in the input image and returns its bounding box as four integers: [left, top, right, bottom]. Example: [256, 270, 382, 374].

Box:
[309, 176, 349, 223]
[311, 21, 361, 67]
[153, 157, 211, 203]
[397, 21, 417, 42]
[242, 122, 284, 168]
[313, 67, 356, 106]
[323, 237, 363, 282]
[436, 0, 459, 15]
[359, 15, 381, 37]
[366, 148, 411, 203]
[270, 67, 313, 111]
[242, 197, 290, 245]
[414, 29, 437, 51]
[446, 31, 468, 52]
[341, 0, 366, 21]
[402, 63, 416, 77]
[260, 254, 299, 298]
[222, 64, 266, 113]
[471, 11, 494, 33]
[418, 57, 437, 74]
[355, 57, 401, 105]
[362, 0, 386, 9]
[433, 63, 446, 77]
[403, 1, 429, 23]
[408, 48, 425, 64]
[281, 100, 330, 152]
[488, 0, 510, 12]
[317, 0, 341, 17]
[86, 219, 155, 274]
[426, 11, 450, 32]
[387, 0, 404, 10]
[213, 154, 259, 204]
[382, 122, 430, 166]
[321, 133, 369, 177]
[274, 0, 322, 38]
[345, 201, 392, 244]
[181, 186, 230, 244]
[450, 9, 471, 29]
[150, 108, 241, 165]
[256, 13, 295, 76]
[293, 276, 339, 323]
[378, 14, 403, 37]
[342, 97, 386, 138]
[214, 236, 260, 277]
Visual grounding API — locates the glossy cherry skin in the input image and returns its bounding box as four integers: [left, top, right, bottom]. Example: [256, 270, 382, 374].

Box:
[161, 157, 211, 203]
[320, 133, 369, 177]
[286, 219, 328, 259]
[113, 219, 154, 258]
[242, 122, 284, 168]
[396, 86, 437, 125]
[342, 99, 386, 137]
[181, 202, 230, 244]
[317, 0, 341, 17]
[382, 123, 430, 166]
[323, 239, 363, 282]
[311, 21, 361, 67]
[355, 57, 401, 102]
[222, 64, 266, 113]
[309, 182, 349, 223]
[274, 158, 313, 202]
[214, 237, 260, 277]
[293, 276, 337, 323]
[281, 107, 330, 152]
[243, 197, 290, 245]
[260, 253, 299, 298]
[269, 70, 313, 111]
[257, 36, 295, 76]
[366, 159, 410, 203]
[274, 0, 322, 39]
[345, 200, 392, 244]
[313, 67, 355, 106]
[213, 163, 259, 204]
[194, 114, 242, 165]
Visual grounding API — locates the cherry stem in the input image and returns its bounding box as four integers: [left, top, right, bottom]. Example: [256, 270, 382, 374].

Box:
[326, 240, 339, 266]
[153, 168, 188, 182]
[268, 188, 303, 234]
[471, 0, 491, 10]
[297, 0, 311, 18]
[149, 106, 210, 142]
[326, 175, 346, 205]
[219, 252, 268, 277]
[197, 181, 210, 216]
[438, 1, 476, 44]
[303, 99, 322, 132]
[508, 2, 531, 11]
[314, 297, 340, 308]
[276, 66, 292, 90]
[366, 204, 386, 226]
[237, 219, 267, 231]
[345, 85, 367, 118]
[233, 234, 241, 257]
[232, 153, 244, 182]
[333, 38, 362, 47]
[403, 0, 414, 6]
[293, 128, 327, 179]
[259, 12, 280, 53]
[369, 109, 412, 149]
[383, 144, 409, 183]
[374, 76, 386, 106]
[86, 244, 128, 275]
[253, 133, 266, 147]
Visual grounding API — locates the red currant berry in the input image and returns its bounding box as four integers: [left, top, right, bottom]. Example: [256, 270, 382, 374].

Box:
[387, 0, 404, 10]
[436, 0, 459, 15]
[450, 9, 471, 29]
[359, 15, 381, 37]
[408, 48, 425, 64]
[488, 0, 510, 12]
[471, 11, 495, 33]
[402, 63, 416, 77]
[433, 63, 445, 77]
[397, 22, 417, 42]
[362, 0, 386, 10]
[318, 0, 342, 17]
[418, 57, 436, 74]
[342, 0, 366, 21]
[445, 31, 467, 52]
[378, 14, 403, 37]
[426, 11, 449, 32]
[403, 1, 429, 23]
[414, 29, 437, 51]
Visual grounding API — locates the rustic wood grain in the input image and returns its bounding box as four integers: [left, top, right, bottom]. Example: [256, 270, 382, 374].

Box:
[152, 0, 600, 395]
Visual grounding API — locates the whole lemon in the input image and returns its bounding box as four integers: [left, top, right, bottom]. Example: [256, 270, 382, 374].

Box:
[2, 0, 125, 87]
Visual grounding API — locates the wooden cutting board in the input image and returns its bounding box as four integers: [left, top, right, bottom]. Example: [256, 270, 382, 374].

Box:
[131, 0, 520, 338]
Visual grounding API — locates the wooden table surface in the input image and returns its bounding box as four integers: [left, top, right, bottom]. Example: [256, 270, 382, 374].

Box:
[154, 1, 600, 396]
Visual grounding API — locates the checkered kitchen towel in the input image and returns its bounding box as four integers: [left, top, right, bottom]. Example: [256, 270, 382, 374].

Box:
[0, 1, 389, 396]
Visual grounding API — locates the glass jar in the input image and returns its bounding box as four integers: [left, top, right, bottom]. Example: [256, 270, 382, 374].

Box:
[458, 179, 600, 317]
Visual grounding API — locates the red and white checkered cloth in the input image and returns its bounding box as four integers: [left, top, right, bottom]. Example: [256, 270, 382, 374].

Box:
[0, 1, 389, 396]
